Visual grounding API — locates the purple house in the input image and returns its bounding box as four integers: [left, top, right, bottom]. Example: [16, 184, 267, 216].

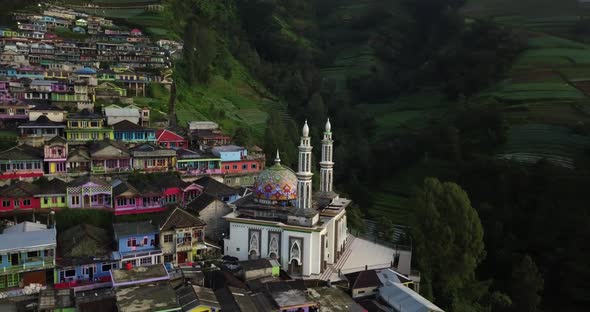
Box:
[51, 82, 68, 93]
[66, 176, 112, 209]
[0, 99, 30, 120]
[0, 81, 11, 101]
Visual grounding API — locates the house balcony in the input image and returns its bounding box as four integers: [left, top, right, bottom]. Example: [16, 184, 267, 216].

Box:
[180, 168, 223, 176]
[1, 258, 55, 274]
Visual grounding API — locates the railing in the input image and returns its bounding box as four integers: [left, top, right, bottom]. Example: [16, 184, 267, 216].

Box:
[1, 258, 55, 274]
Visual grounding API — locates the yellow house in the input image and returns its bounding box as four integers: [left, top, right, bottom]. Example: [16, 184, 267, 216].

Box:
[65, 109, 113, 144]
[176, 285, 221, 312]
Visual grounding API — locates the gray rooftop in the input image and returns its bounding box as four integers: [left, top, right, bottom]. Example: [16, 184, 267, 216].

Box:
[111, 264, 169, 287]
[379, 283, 444, 312]
[113, 221, 158, 238]
[0, 222, 56, 253]
[116, 283, 179, 312]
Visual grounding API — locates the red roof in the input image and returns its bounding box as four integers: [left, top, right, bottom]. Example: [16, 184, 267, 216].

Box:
[130, 28, 142, 34]
[156, 129, 185, 142]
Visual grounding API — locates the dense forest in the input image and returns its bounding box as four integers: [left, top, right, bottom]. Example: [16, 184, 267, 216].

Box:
[164, 0, 590, 311]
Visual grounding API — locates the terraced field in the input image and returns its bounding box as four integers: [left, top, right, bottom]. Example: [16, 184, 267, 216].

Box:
[498, 123, 590, 168]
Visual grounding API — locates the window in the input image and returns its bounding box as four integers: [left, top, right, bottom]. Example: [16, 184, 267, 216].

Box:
[27, 251, 39, 258]
[71, 196, 79, 205]
[251, 164, 257, 169]
[7, 274, 19, 287]
[61, 196, 65, 203]
[156, 159, 166, 166]
[232, 165, 238, 170]
[64, 269, 76, 278]
[83, 265, 95, 275]
[140, 257, 152, 265]
[236, 248, 240, 252]
[23, 199, 30, 206]
[44, 249, 54, 257]
[163, 254, 173, 263]
[52, 197, 57, 204]
[129, 198, 135, 205]
[224, 165, 229, 170]
[2, 200, 10, 207]
[127, 238, 137, 247]
[143, 237, 148, 246]
[164, 234, 173, 243]
[14, 200, 19, 208]
[242, 164, 247, 170]
[101, 264, 112, 272]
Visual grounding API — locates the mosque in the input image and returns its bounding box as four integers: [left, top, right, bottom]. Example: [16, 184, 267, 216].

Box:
[223, 119, 351, 277]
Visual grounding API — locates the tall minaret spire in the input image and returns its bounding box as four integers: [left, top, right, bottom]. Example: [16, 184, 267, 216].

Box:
[296, 120, 313, 211]
[320, 118, 334, 193]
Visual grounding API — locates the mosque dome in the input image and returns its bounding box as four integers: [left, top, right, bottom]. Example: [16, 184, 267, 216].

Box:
[252, 153, 297, 204]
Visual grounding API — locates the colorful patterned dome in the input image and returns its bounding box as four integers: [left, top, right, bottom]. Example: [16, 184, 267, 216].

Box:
[253, 153, 297, 203]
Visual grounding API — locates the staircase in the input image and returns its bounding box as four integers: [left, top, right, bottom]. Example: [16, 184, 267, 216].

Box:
[318, 233, 356, 281]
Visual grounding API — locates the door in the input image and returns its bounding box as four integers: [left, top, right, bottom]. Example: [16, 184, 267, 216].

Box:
[88, 266, 94, 281]
[177, 252, 187, 264]
[10, 253, 19, 265]
[83, 195, 90, 208]
[49, 163, 56, 173]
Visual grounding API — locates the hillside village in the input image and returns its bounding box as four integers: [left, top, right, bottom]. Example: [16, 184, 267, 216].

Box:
[0, 3, 441, 312]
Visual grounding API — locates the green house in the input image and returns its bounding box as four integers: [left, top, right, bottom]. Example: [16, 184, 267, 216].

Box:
[34, 179, 68, 210]
[65, 109, 114, 144]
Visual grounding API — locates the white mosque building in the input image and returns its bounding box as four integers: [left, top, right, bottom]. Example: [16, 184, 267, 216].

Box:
[223, 119, 351, 277]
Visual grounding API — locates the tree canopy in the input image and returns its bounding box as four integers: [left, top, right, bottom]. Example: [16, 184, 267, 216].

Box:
[411, 177, 485, 309]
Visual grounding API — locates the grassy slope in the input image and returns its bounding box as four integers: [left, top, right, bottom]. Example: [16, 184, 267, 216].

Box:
[71, 0, 290, 143]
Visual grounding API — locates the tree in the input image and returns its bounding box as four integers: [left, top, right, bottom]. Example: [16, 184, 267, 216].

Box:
[182, 18, 217, 84]
[376, 216, 395, 241]
[509, 254, 544, 312]
[411, 177, 486, 309]
[346, 204, 365, 234]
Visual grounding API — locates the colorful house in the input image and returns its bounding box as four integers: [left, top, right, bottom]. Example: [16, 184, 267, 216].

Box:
[212, 145, 265, 175]
[113, 221, 162, 267]
[0, 144, 44, 180]
[18, 116, 66, 140]
[65, 109, 114, 144]
[44, 136, 68, 174]
[66, 147, 91, 173]
[88, 139, 131, 173]
[0, 99, 30, 120]
[112, 120, 156, 143]
[34, 179, 68, 210]
[0, 181, 41, 212]
[175, 149, 222, 176]
[159, 208, 207, 265]
[130, 143, 176, 172]
[111, 179, 166, 215]
[0, 222, 56, 289]
[55, 224, 118, 286]
[66, 176, 112, 209]
[156, 129, 187, 149]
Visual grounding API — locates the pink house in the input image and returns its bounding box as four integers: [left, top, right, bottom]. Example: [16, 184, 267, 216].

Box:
[112, 173, 202, 215]
[44, 136, 68, 174]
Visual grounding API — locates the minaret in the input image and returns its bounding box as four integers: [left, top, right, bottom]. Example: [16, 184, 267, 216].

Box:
[296, 120, 313, 211]
[320, 118, 334, 193]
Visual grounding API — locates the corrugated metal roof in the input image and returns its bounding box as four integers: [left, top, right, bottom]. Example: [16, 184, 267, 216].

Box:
[379, 283, 444, 312]
[0, 223, 56, 253]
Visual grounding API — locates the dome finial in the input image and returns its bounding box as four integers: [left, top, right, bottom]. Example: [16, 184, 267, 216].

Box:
[303, 119, 309, 137]
[325, 118, 331, 132]
[275, 149, 281, 164]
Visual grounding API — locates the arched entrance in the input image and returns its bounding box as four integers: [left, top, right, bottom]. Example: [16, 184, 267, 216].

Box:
[289, 259, 302, 276]
[249, 250, 259, 260]
[269, 252, 277, 259]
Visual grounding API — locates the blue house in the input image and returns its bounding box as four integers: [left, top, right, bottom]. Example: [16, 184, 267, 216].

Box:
[211, 145, 248, 162]
[113, 221, 162, 268]
[0, 222, 56, 289]
[55, 224, 118, 285]
[0, 67, 17, 78]
[112, 120, 157, 143]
